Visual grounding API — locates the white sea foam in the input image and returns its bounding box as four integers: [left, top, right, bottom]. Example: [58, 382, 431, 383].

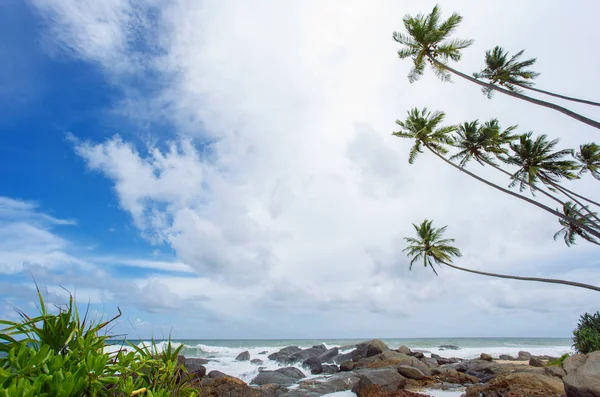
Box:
[423, 345, 572, 359]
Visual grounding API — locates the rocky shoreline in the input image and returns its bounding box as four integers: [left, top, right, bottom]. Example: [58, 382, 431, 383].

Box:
[178, 339, 600, 397]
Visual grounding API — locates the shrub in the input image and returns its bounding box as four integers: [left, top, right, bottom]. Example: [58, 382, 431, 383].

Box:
[573, 311, 600, 354]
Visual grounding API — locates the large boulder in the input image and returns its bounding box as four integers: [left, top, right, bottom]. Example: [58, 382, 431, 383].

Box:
[302, 356, 323, 375]
[251, 367, 306, 386]
[357, 339, 390, 358]
[289, 347, 324, 363]
[480, 353, 492, 361]
[397, 346, 411, 355]
[251, 359, 264, 365]
[334, 348, 361, 364]
[529, 357, 545, 367]
[318, 347, 339, 363]
[199, 372, 264, 397]
[236, 350, 251, 361]
[351, 368, 407, 395]
[321, 364, 339, 374]
[397, 365, 428, 380]
[340, 361, 356, 371]
[518, 351, 532, 360]
[267, 346, 302, 363]
[464, 372, 564, 397]
[437, 368, 478, 385]
[563, 352, 600, 397]
[449, 359, 506, 382]
[355, 351, 430, 376]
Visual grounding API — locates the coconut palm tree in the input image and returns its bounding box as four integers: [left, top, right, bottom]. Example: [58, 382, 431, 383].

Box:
[554, 202, 600, 247]
[575, 143, 600, 180]
[506, 133, 600, 221]
[450, 119, 517, 167]
[393, 108, 600, 240]
[393, 6, 600, 130]
[474, 46, 600, 106]
[404, 219, 600, 292]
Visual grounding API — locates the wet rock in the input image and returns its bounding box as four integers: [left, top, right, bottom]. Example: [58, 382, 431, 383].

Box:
[267, 346, 302, 363]
[279, 346, 302, 355]
[259, 351, 268, 355]
[251, 359, 264, 365]
[563, 351, 600, 397]
[437, 368, 478, 385]
[334, 348, 361, 364]
[397, 365, 428, 380]
[312, 344, 327, 352]
[438, 345, 460, 351]
[480, 353, 492, 361]
[529, 356, 545, 367]
[340, 361, 356, 371]
[302, 356, 323, 375]
[318, 347, 339, 363]
[251, 367, 306, 386]
[184, 357, 210, 373]
[236, 350, 251, 361]
[355, 351, 430, 376]
[464, 372, 564, 397]
[357, 339, 390, 358]
[321, 364, 339, 374]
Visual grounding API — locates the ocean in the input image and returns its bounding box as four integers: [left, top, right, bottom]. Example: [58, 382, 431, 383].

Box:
[107, 337, 572, 397]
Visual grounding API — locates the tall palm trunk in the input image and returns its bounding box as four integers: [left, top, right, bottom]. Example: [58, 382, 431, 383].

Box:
[424, 144, 600, 240]
[553, 182, 600, 208]
[519, 85, 600, 107]
[427, 56, 600, 130]
[440, 260, 600, 292]
[545, 181, 600, 225]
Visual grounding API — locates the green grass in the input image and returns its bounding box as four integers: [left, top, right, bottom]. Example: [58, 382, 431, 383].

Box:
[0, 286, 198, 396]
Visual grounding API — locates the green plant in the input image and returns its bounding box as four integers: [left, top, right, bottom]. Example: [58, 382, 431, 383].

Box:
[573, 312, 600, 354]
[546, 353, 570, 367]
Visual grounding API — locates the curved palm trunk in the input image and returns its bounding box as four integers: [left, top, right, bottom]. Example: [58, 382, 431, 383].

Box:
[553, 183, 600, 208]
[427, 56, 600, 130]
[440, 260, 600, 292]
[520, 85, 600, 107]
[424, 144, 600, 240]
[546, 181, 600, 225]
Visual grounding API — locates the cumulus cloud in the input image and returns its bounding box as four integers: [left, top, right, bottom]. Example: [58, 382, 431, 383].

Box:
[26, 0, 600, 336]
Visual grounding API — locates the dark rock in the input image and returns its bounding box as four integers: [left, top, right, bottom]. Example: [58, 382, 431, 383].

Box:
[275, 367, 305, 380]
[207, 370, 230, 379]
[302, 357, 323, 375]
[251, 370, 302, 386]
[480, 353, 493, 361]
[236, 350, 251, 361]
[518, 350, 532, 360]
[355, 351, 430, 376]
[529, 356, 545, 367]
[563, 351, 600, 397]
[289, 347, 323, 363]
[339, 344, 356, 351]
[397, 365, 428, 380]
[545, 365, 566, 378]
[356, 339, 390, 358]
[251, 359, 264, 365]
[438, 345, 460, 350]
[421, 357, 439, 368]
[259, 351, 268, 355]
[351, 368, 407, 396]
[450, 359, 505, 382]
[198, 373, 264, 397]
[334, 348, 361, 364]
[409, 351, 424, 359]
[437, 368, 478, 385]
[267, 352, 291, 363]
[279, 346, 302, 355]
[498, 354, 514, 360]
[464, 372, 564, 397]
[397, 345, 411, 355]
[257, 384, 288, 397]
[431, 353, 442, 360]
[340, 361, 356, 371]
[184, 357, 210, 373]
[322, 364, 338, 374]
[318, 347, 339, 363]
[311, 344, 327, 352]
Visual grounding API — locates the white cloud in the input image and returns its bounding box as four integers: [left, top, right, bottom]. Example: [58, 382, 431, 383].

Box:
[28, 0, 600, 336]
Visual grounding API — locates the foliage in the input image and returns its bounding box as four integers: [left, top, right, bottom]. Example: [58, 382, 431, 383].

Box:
[403, 220, 462, 276]
[554, 202, 600, 246]
[546, 353, 570, 367]
[573, 312, 600, 354]
[0, 286, 197, 396]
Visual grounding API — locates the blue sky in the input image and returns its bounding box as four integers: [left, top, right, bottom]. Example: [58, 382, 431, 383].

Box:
[1, 0, 599, 339]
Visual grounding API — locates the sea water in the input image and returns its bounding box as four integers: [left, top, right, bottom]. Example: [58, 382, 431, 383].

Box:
[106, 337, 572, 397]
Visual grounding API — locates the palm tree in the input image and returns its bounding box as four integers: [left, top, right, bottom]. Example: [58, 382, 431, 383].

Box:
[575, 143, 600, 180]
[474, 46, 600, 106]
[393, 108, 600, 241]
[554, 202, 600, 247]
[450, 119, 517, 167]
[393, 6, 600, 130]
[404, 220, 600, 292]
[506, 133, 600, 221]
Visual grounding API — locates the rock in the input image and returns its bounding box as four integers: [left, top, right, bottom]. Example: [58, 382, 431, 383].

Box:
[339, 344, 356, 351]
[357, 339, 390, 358]
[518, 350, 532, 360]
[251, 359, 264, 365]
[437, 368, 478, 385]
[276, 367, 305, 379]
[268, 352, 291, 363]
[397, 365, 429, 380]
[409, 351, 424, 359]
[563, 351, 600, 397]
[355, 351, 430, 376]
[303, 356, 323, 375]
[545, 366, 566, 378]
[322, 364, 339, 374]
[314, 372, 360, 392]
[184, 357, 210, 373]
[529, 356, 545, 367]
[257, 384, 288, 397]
[334, 349, 361, 364]
[289, 347, 323, 363]
[436, 357, 461, 365]
[421, 357, 439, 368]
[312, 344, 327, 352]
[438, 345, 460, 351]
[499, 354, 514, 360]
[450, 359, 505, 382]
[318, 347, 339, 363]
[431, 354, 442, 360]
[198, 373, 264, 397]
[280, 346, 303, 355]
[351, 368, 407, 396]
[251, 371, 301, 387]
[354, 384, 432, 397]
[259, 351, 268, 355]
[236, 350, 251, 361]
[340, 361, 355, 371]
[189, 365, 206, 379]
[464, 372, 564, 397]
[480, 353, 493, 361]
[397, 345, 411, 355]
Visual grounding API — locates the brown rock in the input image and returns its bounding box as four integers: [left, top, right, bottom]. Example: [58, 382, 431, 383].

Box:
[545, 366, 566, 378]
[353, 383, 433, 397]
[397, 365, 429, 380]
[357, 339, 390, 358]
[437, 368, 478, 385]
[480, 353, 493, 361]
[397, 345, 411, 355]
[340, 360, 355, 371]
[199, 374, 264, 397]
[464, 372, 564, 397]
[563, 351, 600, 397]
[529, 357, 545, 367]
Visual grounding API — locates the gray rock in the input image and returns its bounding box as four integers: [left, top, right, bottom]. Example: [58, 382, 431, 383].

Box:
[279, 346, 302, 355]
[267, 352, 291, 363]
[439, 345, 460, 350]
[189, 365, 206, 379]
[311, 344, 327, 352]
[251, 371, 299, 386]
[410, 351, 424, 359]
[397, 345, 411, 355]
[422, 357, 440, 368]
[236, 350, 251, 361]
[518, 350, 532, 360]
[207, 370, 229, 379]
[251, 359, 264, 365]
[322, 364, 338, 374]
[259, 351, 268, 355]
[563, 352, 600, 397]
[318, 347, 339, 363]
[275, 367, 306, 380]
[397, 365, 428, 380]
[529, 356, 545, 367]
[302, 356, 323, 375]
[352, 368, 406, 395]
[356, 339, 389, 358]
[184, 357, 210, 373]
[480, 353, 493, 361]
[288, 351, 311, 363]
[340, 361, 355, 371]
[333, 349, 361, 364]
[545, 365, 566, 378]
[499, 354, 515, 360]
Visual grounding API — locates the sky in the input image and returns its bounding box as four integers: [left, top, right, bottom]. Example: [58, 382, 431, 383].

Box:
[1, 0, 599, 339]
